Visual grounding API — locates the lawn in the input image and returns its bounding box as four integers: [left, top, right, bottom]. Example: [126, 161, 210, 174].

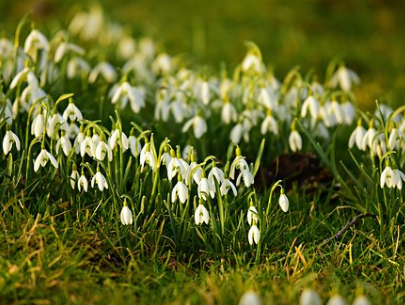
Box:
[1, 1, 405, 304]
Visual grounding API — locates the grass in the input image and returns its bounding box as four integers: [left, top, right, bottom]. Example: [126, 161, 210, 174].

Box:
[1, 1, 405, 305]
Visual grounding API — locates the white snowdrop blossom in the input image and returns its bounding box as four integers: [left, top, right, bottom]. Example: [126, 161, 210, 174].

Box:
[78, 174, 89, 192]
[352, 296, 371, 305]
[182, 115, 207, 139]
[129, 135, 142, 157]
[198, 177, 215, 200]
[195, 204, 210, 225]
[91, 171, 109, 191]
[222, 102, 237, 124]
[186, 161, 202, 185]
[56, 133, 72, 156]
[238, 291, 262, 305]
[47, 113, 68, 138]
[260, 113, 278, 135]
[70, 168, 79, 189]
[24, 29, 49, 61]
[63, 101, 83, 121]
[289, 130, 302, 152]
[88, 62, 117, 83]
[171, 180, 188, 204]
[326, 295, 347, 305]
[380, 165, 396, 188]
[95, 140, 113, 162]
[300, 289, 322, 305]
[139, 143, 157, 172]
[230, 123, 243, 144]
[54, 42, 85, 63]
[362, 126, 378, 151]
[330, 65, 360, 92]
[247, 206, 259, 225]
[279, 191, 289, 212]
[208, 166, 226, 186]
[109, 129, 129, 152]
[120, 205, 133, 225]
[220, 179, 237, 196]
[241, 53, 262, 74]
[248, 224, 260, 245]
[349, 124, 366, 150]
[31, 113, 45, 138]
[34, 149, 58, 172]
[3, 130, 21, 155]
[80, 135, 96, 157]
[167, 155, 188, 180]
[111, 82, 145, 113]
[393, 169, 405, 190]
[301, 95, 319, 119]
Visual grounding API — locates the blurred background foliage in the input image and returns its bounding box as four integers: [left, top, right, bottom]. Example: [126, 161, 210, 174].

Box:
[1, 0, 405, 108]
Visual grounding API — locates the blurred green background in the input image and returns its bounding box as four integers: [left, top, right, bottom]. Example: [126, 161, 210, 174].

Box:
[1, 0, 405, 108]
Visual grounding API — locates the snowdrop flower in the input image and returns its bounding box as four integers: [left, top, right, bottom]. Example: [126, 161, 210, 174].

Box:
[248, 224, 260, 245]
[198, 177, 216, 200]
[301, 95, 320, 119]
[88, 62, 117, 84]
[91, 170, 109, 191]
[230, 123, 243, 144]
[326, 295, 347, 305]
[56, 132, 72, 156]
[238, 291, 262, 305]
[380, 165, 395, 188]
[109, 129, 129, 152]
[279, 189, 289, 212]
[120, 202, 133, 225]
[95, 139, 113, 162]
[220, 179, 237, 196]
[63, 100, 83, 121]
[241, 51, 262, 74]
[74, 128, 85, 154]
[67, 57, 91, 79]
[3, 129, 21, 155]
[187, 161, 202, 185]
[140, 142, 157, 172]
[80, 134, 96, 158]
[258, 86, 277, 109]
[117, 36, 136, 59]
[54, 42, 85, 63]
[182, 115, 207, 139]
[167, 153, 188, 180]
[195, 203, 209, 225]
[24, 29, 49, 61]
[362, 124, 378, 151]
[328, 100, 344, 125]
[300, 289, 321, 305]
[388, 128, 402, 150]
[330, 65, 360, 92]
[200, 81, 210, 105]
[34, 149, 58, 172]
[229, 152, 250, 180]
[47, 113, 68, 138]
[31, 112, 45, 138]
[289, 130, 302, 152]
[221, 101, 237, 124]
[129, 135, 142, 157]
[78, 174, 89, 192]
[70, 166, 79, 190]
[247, 205, 259, 225]
[236, 169, 254, 188]
[208, 165, 225, 185]
[348, 120, 366, 150]
[152, 53, 172, 75]
[261, 111, 278, 135]
[393, 169, 405, 190]
[341, 101, 356, 125]
[171, 180, 188, 204]
[111, 82, 145, 113]
[352, 296, 371, 305]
